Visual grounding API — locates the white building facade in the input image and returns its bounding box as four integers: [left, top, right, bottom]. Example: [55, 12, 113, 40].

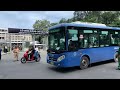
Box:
[0, 28, 32, 51]
[0, 28, 48, 51]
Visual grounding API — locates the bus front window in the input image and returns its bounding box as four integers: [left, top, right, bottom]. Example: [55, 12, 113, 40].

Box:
[48, 28, 66, 51]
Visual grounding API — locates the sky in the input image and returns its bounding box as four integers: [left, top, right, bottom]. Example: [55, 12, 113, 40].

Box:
[0, 11, 74, 29]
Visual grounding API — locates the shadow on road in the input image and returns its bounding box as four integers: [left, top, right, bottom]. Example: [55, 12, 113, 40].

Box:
[90, 59, 114, 67]
[48, 60, 115, 73]
[48, 66, 79, 73]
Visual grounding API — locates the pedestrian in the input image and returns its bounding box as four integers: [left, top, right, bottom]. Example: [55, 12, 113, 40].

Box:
[4, 46, 8, 54]
[0, 47, 2, 60]
[13, 46, 20, 62]
[3, 46, 5, 53]
[117, 43, 120, 70]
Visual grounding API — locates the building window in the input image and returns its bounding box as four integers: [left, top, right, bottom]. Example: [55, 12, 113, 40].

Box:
[1, 37, 4, 39]
[18, 36, 20, 40]
[15, 36, 17, 40]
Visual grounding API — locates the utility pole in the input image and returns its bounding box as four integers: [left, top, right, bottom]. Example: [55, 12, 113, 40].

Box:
[9, 33, 11, 52]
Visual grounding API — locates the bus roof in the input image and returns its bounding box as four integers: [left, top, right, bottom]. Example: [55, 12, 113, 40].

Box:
[49, 23, 120, 31]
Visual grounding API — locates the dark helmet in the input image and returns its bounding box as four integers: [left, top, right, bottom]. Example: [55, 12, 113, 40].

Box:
[29, 44, 34, 50]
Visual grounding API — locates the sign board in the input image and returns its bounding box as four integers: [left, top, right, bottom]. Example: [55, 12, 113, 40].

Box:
[8, 28, 48, 35]
[8, 28, 21, 33]
[19, 29, 48, 35]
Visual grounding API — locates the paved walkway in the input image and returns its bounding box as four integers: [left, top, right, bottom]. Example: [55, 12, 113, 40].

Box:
[1, 52, 11, 55]
[1, 50, 47, 55]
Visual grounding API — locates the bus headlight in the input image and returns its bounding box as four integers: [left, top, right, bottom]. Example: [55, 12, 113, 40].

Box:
[57, 55, 65, 62]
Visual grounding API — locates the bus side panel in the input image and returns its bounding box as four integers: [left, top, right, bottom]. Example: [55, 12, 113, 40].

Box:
[79, 48, 102, 63]
[78, 48, 106, 64]
[90, 46, 117, 62]
[63, 51, 81, 67]
[62, 46, 117, 67]
[80, 46, 118, 64]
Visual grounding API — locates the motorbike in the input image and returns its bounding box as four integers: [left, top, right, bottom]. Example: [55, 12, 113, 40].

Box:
[21, 50, 41, 63]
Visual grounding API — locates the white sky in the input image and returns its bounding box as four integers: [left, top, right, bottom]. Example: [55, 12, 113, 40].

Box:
[0, 11, 74, 29]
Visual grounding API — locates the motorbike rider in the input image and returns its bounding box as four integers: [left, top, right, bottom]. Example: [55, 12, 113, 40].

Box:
[26, 44, 38, 60]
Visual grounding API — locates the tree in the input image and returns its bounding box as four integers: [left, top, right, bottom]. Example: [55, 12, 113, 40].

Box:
[33, 19, 51, 31]
[66, 18, 74, 23]
[33, 19, 51, 43]
[59, 18, 67, 23]
[84, 11, 102, 23]
[50, 23, 58, 26]
[73, 11, 91, 21]
[100, 11, 120, 26]
[73, 11, 120, 27]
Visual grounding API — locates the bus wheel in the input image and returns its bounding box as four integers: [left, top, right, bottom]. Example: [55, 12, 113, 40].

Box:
[114, 52, 118, 62]
[80, 56, 89, 70]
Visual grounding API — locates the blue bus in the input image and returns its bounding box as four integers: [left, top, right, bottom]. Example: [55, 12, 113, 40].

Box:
[47, 22, 120, 69]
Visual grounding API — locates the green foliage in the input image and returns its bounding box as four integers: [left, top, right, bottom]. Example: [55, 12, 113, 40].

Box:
[33, 19, 51, 31]
[50, 23, 58, 26]
[73, 11, 120, 27]
[59, 18, 67, 23]
[33, 19, 51, 43]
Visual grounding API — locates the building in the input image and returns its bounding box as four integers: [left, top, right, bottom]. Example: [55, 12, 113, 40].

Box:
[0, 28, 32, 51]
[0, 28, 8, 49]
[0, 27, 48, 51]
[7, 33, 32, 50]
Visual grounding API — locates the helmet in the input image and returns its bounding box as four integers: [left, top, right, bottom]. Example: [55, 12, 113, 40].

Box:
[29, 44, 34, 50]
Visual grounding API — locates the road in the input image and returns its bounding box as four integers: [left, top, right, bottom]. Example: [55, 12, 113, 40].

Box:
[0, 51, 120, 79]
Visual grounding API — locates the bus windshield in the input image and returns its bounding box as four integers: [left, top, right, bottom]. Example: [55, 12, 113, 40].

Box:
[48, 28, 66, 51]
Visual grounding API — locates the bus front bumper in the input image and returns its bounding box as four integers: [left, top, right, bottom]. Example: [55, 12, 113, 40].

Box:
[47, 60, 61, 67]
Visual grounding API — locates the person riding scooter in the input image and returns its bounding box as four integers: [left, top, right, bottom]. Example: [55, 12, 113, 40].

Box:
[21, 44, 41, 63]
[24, 45, 38, 60]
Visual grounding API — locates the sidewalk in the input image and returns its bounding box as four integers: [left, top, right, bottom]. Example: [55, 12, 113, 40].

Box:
[1, 52, 11, 55]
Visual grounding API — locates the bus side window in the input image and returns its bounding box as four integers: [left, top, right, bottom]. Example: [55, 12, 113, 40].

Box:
[83, 34, 89, 48]
[110, 31, 120, 46]
[89, 34, 99, 48]
[68, 29, 79, 51]
[100, 31, 109, 47]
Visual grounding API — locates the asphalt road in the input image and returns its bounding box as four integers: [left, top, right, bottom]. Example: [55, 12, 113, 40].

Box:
[0, 51, 120, 79]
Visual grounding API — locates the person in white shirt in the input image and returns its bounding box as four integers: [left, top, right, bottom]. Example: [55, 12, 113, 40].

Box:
[35, 46, 39, 52]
